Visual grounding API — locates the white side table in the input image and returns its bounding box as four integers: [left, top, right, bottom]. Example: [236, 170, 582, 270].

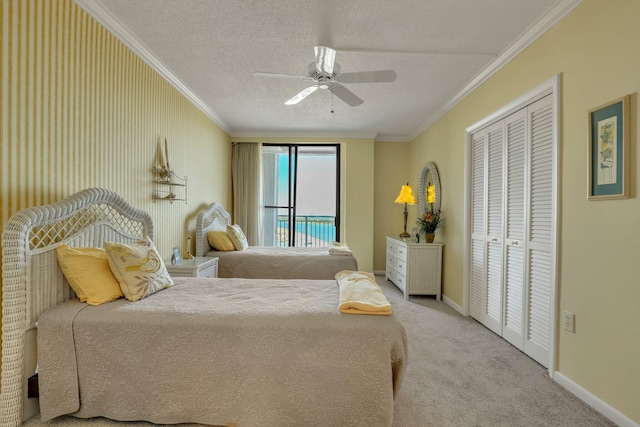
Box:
[165, 257, 218, 278]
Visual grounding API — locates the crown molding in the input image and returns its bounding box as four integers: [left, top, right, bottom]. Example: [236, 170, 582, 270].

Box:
[408, 0, 581, 141]
[232, 130, 379, 141]
[374, 134, 412, 143]
[74, 0, 233, 135]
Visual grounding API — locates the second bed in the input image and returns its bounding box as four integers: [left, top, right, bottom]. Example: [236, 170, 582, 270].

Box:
[195, 202, 358, 279]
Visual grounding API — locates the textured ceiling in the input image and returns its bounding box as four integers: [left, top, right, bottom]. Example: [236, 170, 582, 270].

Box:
[77, 0, 576, 141]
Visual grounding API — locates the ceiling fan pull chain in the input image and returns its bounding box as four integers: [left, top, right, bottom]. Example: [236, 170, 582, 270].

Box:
[331, 86, 335, 114]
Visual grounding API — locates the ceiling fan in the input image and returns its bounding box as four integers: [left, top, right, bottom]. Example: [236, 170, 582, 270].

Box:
[253, 46, 397, 107]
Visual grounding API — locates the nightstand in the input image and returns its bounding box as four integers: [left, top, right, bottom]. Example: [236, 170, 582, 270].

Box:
[165, 257, 218, 278]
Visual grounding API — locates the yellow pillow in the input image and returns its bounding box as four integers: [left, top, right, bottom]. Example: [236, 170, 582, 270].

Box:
[104, 237, 174, 302]
[227, 224, 248, 251]
[207, 230, 236, 251]
[56, 244, 124, 305]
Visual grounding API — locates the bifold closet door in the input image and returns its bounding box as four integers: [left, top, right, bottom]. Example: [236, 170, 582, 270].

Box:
[485, 122, 506, 335]
[469, 93, 554, 368]
[502, 109, 527, 351]
[523, 95, 554, 367]
[469, 130, 487, 325]
[469, 121, 505, 336]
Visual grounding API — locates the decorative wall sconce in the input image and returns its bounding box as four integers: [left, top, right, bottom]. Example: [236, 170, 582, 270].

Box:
[156, 138, 175, 193]
[153, 138, 187, 203]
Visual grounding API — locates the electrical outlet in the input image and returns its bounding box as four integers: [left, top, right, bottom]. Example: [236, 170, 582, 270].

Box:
[563, 311, 575, 333]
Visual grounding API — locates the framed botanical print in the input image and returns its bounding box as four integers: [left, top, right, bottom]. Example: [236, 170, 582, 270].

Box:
[587, 95, 630, 200]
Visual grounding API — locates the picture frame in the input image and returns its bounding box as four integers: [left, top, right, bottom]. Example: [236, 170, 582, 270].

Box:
[171, 246, 182, 264]
[587, 95, 630, 200]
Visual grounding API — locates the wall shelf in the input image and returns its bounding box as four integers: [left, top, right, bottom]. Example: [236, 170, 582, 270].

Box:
[153, 169, 187, 204]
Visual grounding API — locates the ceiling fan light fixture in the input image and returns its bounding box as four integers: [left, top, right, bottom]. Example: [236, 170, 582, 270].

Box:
[314, 46, 336, 74]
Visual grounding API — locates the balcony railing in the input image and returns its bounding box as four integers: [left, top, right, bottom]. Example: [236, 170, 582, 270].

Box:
[275, 215, 336, 247]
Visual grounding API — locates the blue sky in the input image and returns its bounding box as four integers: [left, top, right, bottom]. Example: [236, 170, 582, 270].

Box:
[277, 154, 336, 216]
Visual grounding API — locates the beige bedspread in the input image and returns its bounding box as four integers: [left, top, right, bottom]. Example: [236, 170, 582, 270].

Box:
[206, 246, 358, 279]
[38, 277, 406, 426]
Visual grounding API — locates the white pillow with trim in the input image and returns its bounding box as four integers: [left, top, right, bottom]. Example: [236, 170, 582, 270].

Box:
[104, 237, 174, 302]
[226, 224, 248, 251]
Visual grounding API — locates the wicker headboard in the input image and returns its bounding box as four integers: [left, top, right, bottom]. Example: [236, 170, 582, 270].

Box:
[0, 187, 153, 426]
[194, 202, 232, 257]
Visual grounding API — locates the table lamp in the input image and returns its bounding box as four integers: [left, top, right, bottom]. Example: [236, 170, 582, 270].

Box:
[394, 182, 416, 238]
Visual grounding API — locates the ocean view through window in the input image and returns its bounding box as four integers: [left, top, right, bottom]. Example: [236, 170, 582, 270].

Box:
[263, 144, 340, 247]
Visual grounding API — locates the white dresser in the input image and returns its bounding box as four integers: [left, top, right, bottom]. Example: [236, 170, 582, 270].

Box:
[385, 236, 443, 300]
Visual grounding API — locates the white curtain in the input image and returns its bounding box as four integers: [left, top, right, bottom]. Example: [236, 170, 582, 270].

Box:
[232, 142, 263, 245]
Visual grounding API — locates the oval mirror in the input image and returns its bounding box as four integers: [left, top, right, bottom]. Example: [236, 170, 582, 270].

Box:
[418, 162, 441, 215]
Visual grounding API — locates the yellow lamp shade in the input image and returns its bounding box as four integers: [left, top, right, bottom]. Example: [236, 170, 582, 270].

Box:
[395, 184, 416, 205]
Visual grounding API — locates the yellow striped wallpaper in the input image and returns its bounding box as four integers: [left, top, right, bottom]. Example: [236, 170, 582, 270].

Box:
[1, 0, 231, 358]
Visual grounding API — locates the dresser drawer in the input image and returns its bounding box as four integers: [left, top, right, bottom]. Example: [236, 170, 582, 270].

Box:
[395, 257, 406, 275]
[387, 239, 396, 255]
[199, 264, 218, 278]
[394, 272, 406, 293]
[395, 243, 407, 262]
[385, 264, 395, 282]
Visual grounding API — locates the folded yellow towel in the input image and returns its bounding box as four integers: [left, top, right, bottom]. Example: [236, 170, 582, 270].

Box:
[335, 270, 392, 315]
[329, 241, 352, 256]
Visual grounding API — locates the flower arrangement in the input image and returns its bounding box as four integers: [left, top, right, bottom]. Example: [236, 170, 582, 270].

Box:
[416, 210, 442, 235]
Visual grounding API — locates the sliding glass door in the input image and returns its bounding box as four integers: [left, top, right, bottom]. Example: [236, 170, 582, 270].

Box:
[262, 144, 340, 247]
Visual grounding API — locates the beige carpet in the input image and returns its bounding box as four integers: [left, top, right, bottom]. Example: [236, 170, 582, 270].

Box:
[24, 275, 615, 427]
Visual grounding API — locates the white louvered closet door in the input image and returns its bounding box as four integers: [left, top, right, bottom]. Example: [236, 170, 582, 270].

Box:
[524, 95, 554, 367]
[470, 130, 486, 323]
[469, 122, 504, 334]
[502, 109, 527, 350]
[484, 122, 505, 335]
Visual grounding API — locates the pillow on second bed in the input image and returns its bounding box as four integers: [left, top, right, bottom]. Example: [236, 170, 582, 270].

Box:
[227, 224, 248, 251]
[207, 230, 236, 251]
[104, 237, 174, 302]
[56, 244, 124, 305]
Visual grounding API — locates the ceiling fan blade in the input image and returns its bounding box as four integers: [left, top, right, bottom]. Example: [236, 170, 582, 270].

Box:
[314, 46, 336, 74]
[331, 84, 363, 107]
[337, 70, 397, 84]
[285, 85, 320, 105]
[253, 72, 314, 81]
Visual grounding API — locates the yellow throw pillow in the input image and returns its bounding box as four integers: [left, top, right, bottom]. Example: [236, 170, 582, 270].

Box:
[56, 244, 124, 305]
[227, 224, 248, 251]
[207, 230, 236, 251]
[104, 237, 174, 302]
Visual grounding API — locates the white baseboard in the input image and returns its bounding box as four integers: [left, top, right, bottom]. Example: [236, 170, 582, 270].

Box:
[443, 294, 466, 316]
[554, 372, 639, 427]
[373, 270, 386, 276]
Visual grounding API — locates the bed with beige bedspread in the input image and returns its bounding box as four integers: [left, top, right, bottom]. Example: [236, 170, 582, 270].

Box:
[38, 277, 406, 426]
[206, 245, 358, 279]
[195, 202, 358, 279]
